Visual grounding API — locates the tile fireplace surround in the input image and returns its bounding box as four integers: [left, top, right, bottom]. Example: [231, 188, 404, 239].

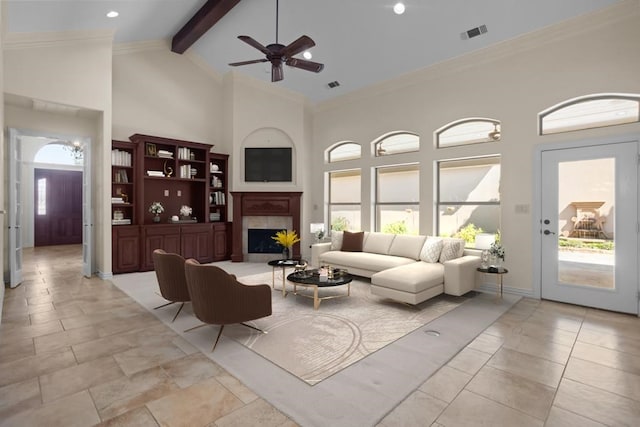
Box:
[230, 192, 302, 262]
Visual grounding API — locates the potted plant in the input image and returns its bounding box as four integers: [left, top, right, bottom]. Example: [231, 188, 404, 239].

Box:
[148, 201, 164, 222]
[272, 229, 301, 260]
[179, 205, 193, 219]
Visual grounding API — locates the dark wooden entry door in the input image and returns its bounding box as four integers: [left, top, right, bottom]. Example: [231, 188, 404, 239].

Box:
[34, 169, 83, 246]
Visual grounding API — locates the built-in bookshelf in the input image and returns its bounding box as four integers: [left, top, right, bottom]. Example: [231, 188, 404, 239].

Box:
[111, 141, 136, 225]
[209, 153, 229, 223]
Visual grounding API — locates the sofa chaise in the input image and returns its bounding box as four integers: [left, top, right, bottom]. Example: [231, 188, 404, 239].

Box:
[311, 231, 480, 305]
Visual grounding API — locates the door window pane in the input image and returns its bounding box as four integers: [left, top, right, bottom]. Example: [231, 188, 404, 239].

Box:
[557, 158, 614, 288]
[37, 178, 47, 215]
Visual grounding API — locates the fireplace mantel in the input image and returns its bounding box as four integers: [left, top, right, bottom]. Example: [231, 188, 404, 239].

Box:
[230, 192, 302, 262]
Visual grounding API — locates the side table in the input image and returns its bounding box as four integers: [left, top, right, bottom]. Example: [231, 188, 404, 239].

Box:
[477, 266, 508, 298]
[267, 259, 303, 296]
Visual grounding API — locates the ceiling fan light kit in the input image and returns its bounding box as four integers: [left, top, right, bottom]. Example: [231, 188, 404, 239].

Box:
[228, 0, 324, 82]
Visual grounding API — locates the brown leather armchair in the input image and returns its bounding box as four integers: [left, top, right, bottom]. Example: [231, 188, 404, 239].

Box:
[184, 259, 272, 351]
[152, 249, 191, 322]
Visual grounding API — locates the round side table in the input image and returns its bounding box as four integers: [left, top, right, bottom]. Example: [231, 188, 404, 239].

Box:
[477, 267, 508, 298]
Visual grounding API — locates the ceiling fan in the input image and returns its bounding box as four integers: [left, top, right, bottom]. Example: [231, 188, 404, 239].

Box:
[228, 0, 324, 82]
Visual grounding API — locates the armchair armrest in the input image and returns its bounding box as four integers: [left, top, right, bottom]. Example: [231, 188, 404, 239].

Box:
[311, 242, 332, 268]
[443, 255, 481, 296]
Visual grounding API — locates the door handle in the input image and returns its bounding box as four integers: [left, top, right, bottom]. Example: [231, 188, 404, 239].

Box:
[543, 229, 556, 235]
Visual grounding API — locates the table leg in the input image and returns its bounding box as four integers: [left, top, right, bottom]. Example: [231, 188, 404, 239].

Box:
[271, 267, 275, 290]
[281, 267, 287, 297]
[313, 286, 319, 310]
[499, 275, 503, 298]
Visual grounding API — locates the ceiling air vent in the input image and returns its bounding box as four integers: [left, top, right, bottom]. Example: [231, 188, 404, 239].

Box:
[327, 81, 340, 89]
[460, 24, 488, 40]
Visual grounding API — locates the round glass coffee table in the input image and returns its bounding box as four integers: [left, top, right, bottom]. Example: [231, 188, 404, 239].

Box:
[286, 269, 353, 310]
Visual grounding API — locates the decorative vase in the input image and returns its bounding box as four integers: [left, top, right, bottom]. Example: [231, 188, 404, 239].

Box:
[153, 215, 160, 223]
[489, 254, 502, 269]
[282, 248, 290, 260]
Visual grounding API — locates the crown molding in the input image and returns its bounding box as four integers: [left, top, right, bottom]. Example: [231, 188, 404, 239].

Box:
[314, 0, 639, 113]
[113, 39, 169, 55]
[3, 29, 114, 50]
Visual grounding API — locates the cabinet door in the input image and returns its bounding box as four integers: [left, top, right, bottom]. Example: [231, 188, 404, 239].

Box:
[212, 223, 229, 261]
[112, 226, 140, 273]
[142, 225, 181, 271]
[181, 224, 213, 263]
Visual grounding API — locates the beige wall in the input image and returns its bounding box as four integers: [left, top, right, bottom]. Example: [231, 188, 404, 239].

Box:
[311, 2, 640, 294]
[1, 4, 5, 304]
[3, 31, 113, 276]
[112, 45, 224, 146]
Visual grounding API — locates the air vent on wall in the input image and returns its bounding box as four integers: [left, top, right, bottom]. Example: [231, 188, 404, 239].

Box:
[460, 24, 488, 40]
[327, 81, 340, 89]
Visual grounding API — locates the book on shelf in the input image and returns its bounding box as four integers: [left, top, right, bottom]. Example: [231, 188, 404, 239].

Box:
[111, 219, 132, 225]
[114, 169, 129, 183]
[111, 197, 124, 203]
[111, 149, 132, 167]
[157, 149, 173, 159]
[210, 191, 225, 205]
[147, 170, 164, 177]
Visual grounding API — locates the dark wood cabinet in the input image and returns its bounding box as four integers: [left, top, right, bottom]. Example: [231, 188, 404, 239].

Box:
[181, 224, 214, 263]
[112, 134, 230, 273]
[213, 222, 230, 261]
[141, 225, 181, 271]
[112, 226, 140, 273]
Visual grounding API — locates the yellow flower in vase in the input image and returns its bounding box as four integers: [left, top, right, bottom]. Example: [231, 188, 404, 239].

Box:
[272, 230, 301, 259]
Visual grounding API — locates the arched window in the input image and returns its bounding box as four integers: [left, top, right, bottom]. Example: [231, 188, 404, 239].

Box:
[539, 94, 640, 135]
[34, 142, 83, 165]
[374, 132, 419, 156]
[435, 118, 501, 148]
[328, 142, 361, 163]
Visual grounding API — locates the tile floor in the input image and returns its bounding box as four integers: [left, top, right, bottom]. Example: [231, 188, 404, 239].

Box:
[1, 245, 639, 426]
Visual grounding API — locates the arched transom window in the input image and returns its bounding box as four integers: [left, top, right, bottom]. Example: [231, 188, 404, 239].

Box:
[374, 132, 420, 156]
[328, 142, 361, 163]
[539, 94, 640, 135]
[435, 118, 501, 148]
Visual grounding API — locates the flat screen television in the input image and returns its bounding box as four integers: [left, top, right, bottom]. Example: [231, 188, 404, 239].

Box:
[244, 147, 292, 182]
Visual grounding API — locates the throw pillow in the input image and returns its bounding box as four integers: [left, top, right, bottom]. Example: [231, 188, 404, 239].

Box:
[439, 239, 465, 263]
[420, 238, 443, 263]
[341, 231, 364, 252]
[330, 231, 343, 251]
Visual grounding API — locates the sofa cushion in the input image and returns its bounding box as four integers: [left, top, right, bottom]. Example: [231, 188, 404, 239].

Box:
[420, 238, 444, 263]
[371, 262, 445, 294]
[330, 231, 343, 251]
[439, 238, 465, 263]
[388, 235, 427, 260]
[341, 231, 364, 252]
[363, 232, 396, 255]
[319, 251, 414, 272]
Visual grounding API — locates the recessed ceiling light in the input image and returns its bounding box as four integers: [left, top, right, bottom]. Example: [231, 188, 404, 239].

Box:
[303, 51, 312, 60]
[106, 11, 119, 18]
[393, 2, 405, 15]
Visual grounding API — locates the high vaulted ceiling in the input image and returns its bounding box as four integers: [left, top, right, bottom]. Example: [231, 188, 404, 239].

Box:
[5, 0, 621, 103]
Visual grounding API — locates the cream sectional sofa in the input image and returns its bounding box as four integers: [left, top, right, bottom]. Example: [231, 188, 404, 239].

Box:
[311, 231, 480, 305]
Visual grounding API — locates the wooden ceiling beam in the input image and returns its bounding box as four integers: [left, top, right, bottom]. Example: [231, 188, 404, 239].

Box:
[172, 0, 241, 54]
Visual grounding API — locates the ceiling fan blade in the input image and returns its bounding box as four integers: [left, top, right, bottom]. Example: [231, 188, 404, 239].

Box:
[229, 58, 269, 67]
[281, 35, 315, 58]
[286, 58, 324, 73]
[272, 63, 284, 82]
[238, 35, 271, 55]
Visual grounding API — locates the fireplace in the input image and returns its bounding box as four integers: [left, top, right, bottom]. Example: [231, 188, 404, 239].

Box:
[248, 228, 284, 254]
[231, 192, 302, 262]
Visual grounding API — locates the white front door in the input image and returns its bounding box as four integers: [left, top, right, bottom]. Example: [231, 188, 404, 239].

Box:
[540, 140, 639, 314]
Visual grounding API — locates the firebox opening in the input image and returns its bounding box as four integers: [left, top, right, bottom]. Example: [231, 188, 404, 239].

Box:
[248, 228, 285, 254]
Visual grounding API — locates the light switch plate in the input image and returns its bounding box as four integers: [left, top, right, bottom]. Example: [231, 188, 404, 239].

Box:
[164, 190, 169, 197]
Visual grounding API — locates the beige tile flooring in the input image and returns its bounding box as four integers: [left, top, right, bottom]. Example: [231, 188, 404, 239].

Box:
[1, 245, 639, 426]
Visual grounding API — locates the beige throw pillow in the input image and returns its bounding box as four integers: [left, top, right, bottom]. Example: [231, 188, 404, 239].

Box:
[330, 231, 343, 251]
[420, 238, 444, 263]
[439, 238, 465, 263]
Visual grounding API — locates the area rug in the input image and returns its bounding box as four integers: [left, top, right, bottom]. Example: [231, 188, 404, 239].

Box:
[197, 272, 470, 385]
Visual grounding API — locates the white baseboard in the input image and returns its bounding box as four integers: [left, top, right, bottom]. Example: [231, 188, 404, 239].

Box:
[477, 283, 536, 298]
[98, 271, 113, 280]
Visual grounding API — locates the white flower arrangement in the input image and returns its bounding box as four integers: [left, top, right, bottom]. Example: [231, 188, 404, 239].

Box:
[179, 205, 193, 217]
[148, 201, 164, 215]
[489, 242, 505, 260]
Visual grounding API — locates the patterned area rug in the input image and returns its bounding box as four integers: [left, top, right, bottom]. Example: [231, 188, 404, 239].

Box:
[223, 272, 472, 385]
